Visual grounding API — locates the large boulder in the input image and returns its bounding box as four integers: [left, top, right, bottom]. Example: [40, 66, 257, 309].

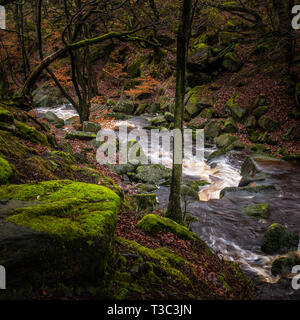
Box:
[136, 214, 196, 240]
[222, 117, 238, 133]
[271, 252, 300, 276]
[204, 120, 222, 141]
[261, 223, 299, 254]
[187, 44, 211, 71]
[135, 164, 172, 184]
[45, 111, 65, 128]
[132, 194, 157, 211]
[214, 134, 239, 149]
[0, 180, 121, 295]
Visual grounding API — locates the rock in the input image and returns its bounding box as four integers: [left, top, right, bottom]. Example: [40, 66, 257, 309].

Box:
[188, 116, 208, 129]
[261, 223, 299, 254]
[151, 116, 168, 127]
[282, 153, 300, 164]
[242, 203, 270, 219]
[187, 72, 212, 88]
[134, 103, 147, 116]
[65, 131, 96, 140]
[222, 52, 241, 72]
[114, 163, 136, 175]
[181, 185, 199, 201]
[65, 116, 79, 126]
[164, 112, 174, 122]
[222, 117, 238, 133]
[187, 44, 211, 71]
[135, 183, 158, 193]
[220, 185, 276, 198]
[135, 164, 172, 184]
[283, 126, 295, 142]
[0, 157, 13, 185]
[199, 108, 214, 119]
[246, 144, 270, 154]
[245, 116, 257, 129]
[253, 106, 268, 118]
[0, 106, 14, 124]
[258, 115, 279, 132]
[136, 214, 196, 240]
[14, 120, 49, 146]
[82, 121, 101, 133]
[45, 111, 65, 128]
[132, 194, 157, 211]
[204, 120, 222, 141]
[253, 94, 266, 109]
[215, 134, 238, 149]
[271, 252, 300, 276]
[207, 140, 244, 161]
[225, 97, 246, 121]
[0, 180, 121, 294]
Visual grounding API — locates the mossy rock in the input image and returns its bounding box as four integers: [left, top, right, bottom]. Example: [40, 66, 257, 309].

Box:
[0, 106, 14, 124]
[45, 111, 65, 128]
[14, 120, 49, 146]
[225, 97, 246, 121]
[215, 133, 238, 149]
[246, 144, 270, 154]
[132, 194, 157, 211]
[271, 252, 300, 276]
[282, 153, 300, 164]
[82, 121, 101, 133]
[135, 164, 172, 184]
[136, 214, 196, 240]
[222, 52, 241, 72]
[135, 183, 158, 193]
[245, 116, 257, 129]
[220, 185, 276, 198]
[253, 106, 268, 118]
[164, 112, 174, 123]
[65, 131, 96, 140]
[261, 223, 299, 255]
[222, 117, 238, 133]
[204, 120, 222, 141]
[0, 157, 13, 185]
[253, 94, 266, 109]
[0, 180, 121, 294]
[258, 115, 279, 132]
[241, 203, 270, 219]
[199, 108, 214, 119]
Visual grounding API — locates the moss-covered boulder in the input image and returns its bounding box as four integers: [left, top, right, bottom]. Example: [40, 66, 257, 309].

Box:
[258, 115, 279, 132]
[45, 111, 65, 128]
[204, 120, 222, 141]
[245, 116, 257, 129]
[132, 194, 157, 211]
[253, 94, 266, 109]
[65, 130, 96, 140]
[242, 203, 270, 219]
[215, 133, 239, 149]
[200, 108, 214, 119]
[136, 214, 196, 240]
[0, 180, 121, 294]
[0, 106, 14, 124]
[261, 223, 299, 255]
[253, 106, 268, 118]
[271, 252, 300, 276]
[222, 52, 241, 72]
[135, 164, 172, 184]
[164, 112, 174, 123]
[15, 120, 49, 146]
[0, 157, 13, 185]
[225, 97, 246, 121]
[222, 117, 238, 133]
[82, 121, 101, 133]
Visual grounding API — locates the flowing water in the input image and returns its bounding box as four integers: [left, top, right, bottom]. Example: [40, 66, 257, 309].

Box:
[37, 106, 300, 299]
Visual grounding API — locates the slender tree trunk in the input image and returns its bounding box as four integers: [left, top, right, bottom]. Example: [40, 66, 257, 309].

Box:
[165, 0, 193, 224]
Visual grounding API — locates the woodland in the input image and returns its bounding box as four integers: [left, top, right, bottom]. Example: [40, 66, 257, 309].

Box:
[0, 0, 300, 300]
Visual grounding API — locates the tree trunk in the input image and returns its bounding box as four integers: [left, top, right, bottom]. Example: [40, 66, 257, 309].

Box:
[165, 0, 193, 224]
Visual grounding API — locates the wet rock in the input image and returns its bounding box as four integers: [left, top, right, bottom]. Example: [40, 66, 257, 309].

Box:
[271, 252, 300, 276]
[261, 223, 299, 255]
[241, 203, 270, 219]
[45, 111, 65, 128]
[220, 185, 276, 198]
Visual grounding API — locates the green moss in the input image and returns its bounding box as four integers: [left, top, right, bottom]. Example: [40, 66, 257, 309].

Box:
[117, 237, 192, 286]
[242, 203, 270, 219]
[0, 156, 13, 184]
[218, 274, 233, 293]
[136, 214, 196, 240]
[0, 106, 14, 123]
[14, 120, 49, 146]
[51, 151, 74, 161]
[132, 194, 157, 211]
